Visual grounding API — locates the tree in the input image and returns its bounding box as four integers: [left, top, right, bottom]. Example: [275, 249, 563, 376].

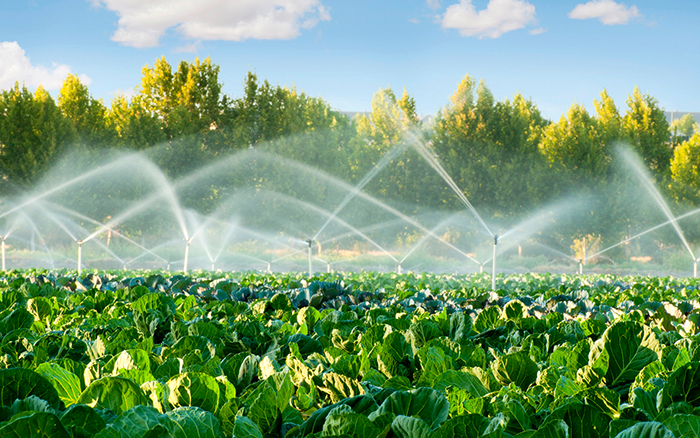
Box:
[58, 74, 113, 145]
[623, 87, 672, 175]
[670, 133, 700, 203]
[539, 103, 610, 184]
[107, 93, 166, 149]
[670, 114, 698, 139]
[431, 76, 550, 219]
[0, 84, 74, 188]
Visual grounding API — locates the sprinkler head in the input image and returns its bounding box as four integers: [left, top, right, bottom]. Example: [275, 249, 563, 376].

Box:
[493, 234, 499, 245]
[305, 239, 314, 248]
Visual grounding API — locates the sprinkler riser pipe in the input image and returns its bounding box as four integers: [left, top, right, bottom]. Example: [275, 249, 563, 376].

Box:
[695, 259, 698, 278]
[267, 262, 271, 273]
[492, 234, 499, 291]
[1, 238, 5, 271]
[397, 264, 402, 275]
[77, 242, 82, 276]
[579, 262, 583, 275]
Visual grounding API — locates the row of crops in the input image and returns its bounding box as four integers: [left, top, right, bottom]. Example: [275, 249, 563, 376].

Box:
[1, 269, 700, 437]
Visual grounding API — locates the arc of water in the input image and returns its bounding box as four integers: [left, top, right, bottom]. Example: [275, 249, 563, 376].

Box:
[17, 210, 55, 269]
[588, 206, 700, 261]
[621, 148, 695, 259]
[313, 141, 409, 241]
[46, 201, 170, 264]
[0, 154, 144, 221]
[409, 136, 494, 237]
[399, 213, 480, 265]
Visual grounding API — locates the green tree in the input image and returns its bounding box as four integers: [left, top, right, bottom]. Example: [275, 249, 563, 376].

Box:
[58, 74, 113, 145]
[623, 87, 672, 175]
[107, 93, 166, 149]
[431, 76, 550, 219]
[539, 103, 610, 184]
[670, 114, 698, 139]
[0, 84, 74, 188]
[670, 133, 700, 203]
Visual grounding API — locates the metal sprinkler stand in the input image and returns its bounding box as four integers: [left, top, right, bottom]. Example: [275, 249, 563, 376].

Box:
[267, 262, 271, 273]
[492, 234, 499, 291]
[183, 239, 191, 273]
[695, 258, 698, 278]
[305, 239, 314, 276]
[578, 259, 584, 275]
[77, 240, 83, 276]
[397, 263, 402, 274]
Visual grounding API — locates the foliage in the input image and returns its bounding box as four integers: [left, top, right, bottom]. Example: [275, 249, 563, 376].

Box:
[0, 269, 698, 436]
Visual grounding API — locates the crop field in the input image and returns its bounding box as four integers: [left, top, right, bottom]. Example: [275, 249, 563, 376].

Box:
[0, 270, 699, 438]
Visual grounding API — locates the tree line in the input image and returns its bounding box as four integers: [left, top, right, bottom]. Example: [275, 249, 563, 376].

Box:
[1, 56, 699, 257]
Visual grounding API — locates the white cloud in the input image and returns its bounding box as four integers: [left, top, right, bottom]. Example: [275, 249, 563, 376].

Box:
[91, 0, 331, 48]
[441, 0, 537, 39]
[426, 0, 441, 9]
[569, 0, 641, 25]
[409, 18, 420, 24]
[529, 27, 546, 35]
[0, 41, 90, 91]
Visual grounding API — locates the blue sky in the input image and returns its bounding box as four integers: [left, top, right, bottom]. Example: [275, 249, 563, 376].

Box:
[1, 0, 698, 120]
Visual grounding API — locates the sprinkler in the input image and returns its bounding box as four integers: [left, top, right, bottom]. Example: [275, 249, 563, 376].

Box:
[479, 263, 484, 273]
[0, 235, 5, 271]
[397, 263, 402, 274]
[492, 234, 499, 291]
[326, 262, 331, 273]
[77, 240, 83, 276]
[167, 262, 171, 271]
[211, 262, 215, 271]
[305, 239, 314, 276]
[183, 238, 191, 273]
[578, 259, 583, 275]
[267, 261, 271, 273]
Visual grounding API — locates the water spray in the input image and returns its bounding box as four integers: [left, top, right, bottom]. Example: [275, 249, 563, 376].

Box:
[305, 239, 314, 276]
[77, 240, 83, 276]
[492, 234, 499, 291]
[183, 238, 191, 273]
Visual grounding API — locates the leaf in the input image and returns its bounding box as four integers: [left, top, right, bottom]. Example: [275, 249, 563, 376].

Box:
[320, 372, 365, 403]
[432, 370, 489, 398]
[76, 376, 150, 415]
[545, 401, 610, 438]
[60, 404, 106, 436]
[244, 380, 280, 435]
[320, 404, 380, 437]
[368, 387, 448, 429]
[165, 407, 223, 438]
[430, 413, 490, 438]
[659, 361, 700, 409]
[0, 368, 61, 409]
[0, 411, 70, 438]
[95, 405, 174, 438]
[391, 415, 433, 438]
[589, 321, 661, 389]
[105, 349, 152, 375]
[166, 372, 220, 413]
[662, 414, 700, 438]
[530, 419, 570, 438]
[233, 415, 263, 438]
[613, 421, 674, 438]
[34, 363, 82, 407]
[491, 351, 539, 390]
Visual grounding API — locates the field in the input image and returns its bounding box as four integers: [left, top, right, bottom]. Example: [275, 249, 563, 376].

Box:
[0, 269, 699, 438]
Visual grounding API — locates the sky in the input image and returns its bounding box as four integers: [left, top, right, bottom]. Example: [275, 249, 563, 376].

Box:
[0, 0, 698, 120]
